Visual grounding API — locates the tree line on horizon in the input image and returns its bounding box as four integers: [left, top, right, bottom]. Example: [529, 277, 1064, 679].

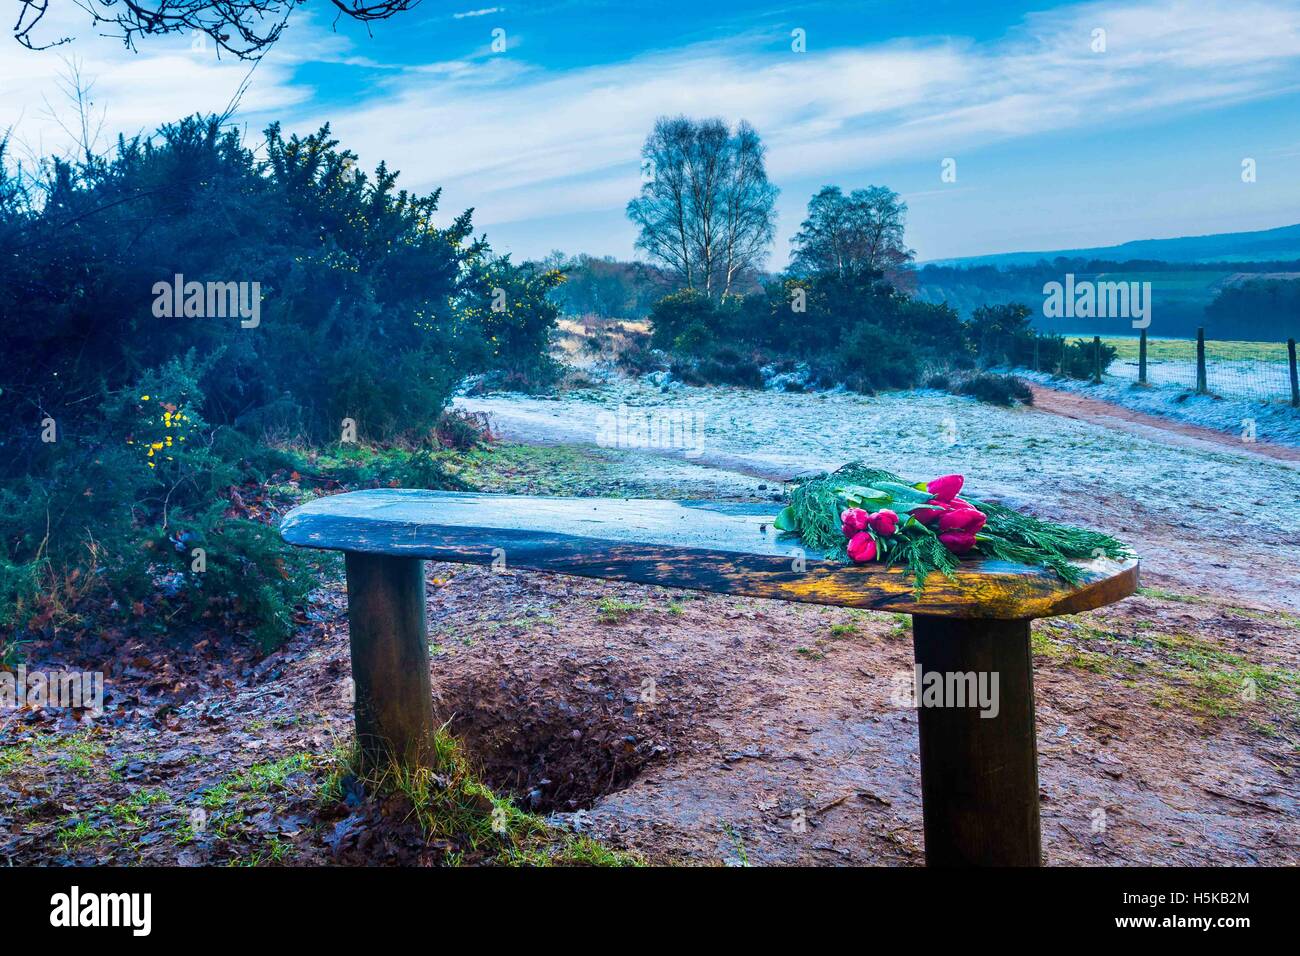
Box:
[542, 115, 1299, 346]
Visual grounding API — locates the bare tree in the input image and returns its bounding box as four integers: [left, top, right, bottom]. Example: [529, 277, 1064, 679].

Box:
[790, 185, 916, 289]
[40, 57, 106, 163]
[719, 123, 775, 296]
[628, 117, 696, 290]
[627, 116, 776, 298]
[14, 0, 422, 59]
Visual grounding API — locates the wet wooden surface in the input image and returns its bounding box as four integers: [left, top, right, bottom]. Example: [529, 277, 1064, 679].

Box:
[281, 490, 1138, 620]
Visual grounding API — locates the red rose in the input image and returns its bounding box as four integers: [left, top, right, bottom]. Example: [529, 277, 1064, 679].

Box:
[938, 530, 977, 554]
[938, 507, 986, 534]
[841, 507, 869, 537]
[868, 509, 899, 536]
[926, 474, 964, 502]
[847, 532, 878, 563]
[912, 502, 948, 525]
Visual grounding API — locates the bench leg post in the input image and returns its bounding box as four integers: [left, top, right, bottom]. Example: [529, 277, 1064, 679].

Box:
[911, 615, 1041, 866]
[344, 552, 437, 773]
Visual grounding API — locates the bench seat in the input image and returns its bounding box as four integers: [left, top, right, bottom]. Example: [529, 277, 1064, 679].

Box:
[280, 489, 1138, 620]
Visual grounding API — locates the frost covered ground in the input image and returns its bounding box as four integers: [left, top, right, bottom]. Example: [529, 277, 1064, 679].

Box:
[461, 376, 1300, 611]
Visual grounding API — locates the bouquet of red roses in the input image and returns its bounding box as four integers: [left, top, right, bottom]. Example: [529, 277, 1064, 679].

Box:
[836, 472, 985, 564]
[774, 463, 1129, 589]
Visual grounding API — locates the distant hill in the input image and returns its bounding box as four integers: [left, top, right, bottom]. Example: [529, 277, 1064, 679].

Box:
[924, 222, 1300, 269]
[914, 224, 1300, 340]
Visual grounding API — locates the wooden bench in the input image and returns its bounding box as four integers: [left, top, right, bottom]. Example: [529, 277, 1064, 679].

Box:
[280, 488, 1139, 866]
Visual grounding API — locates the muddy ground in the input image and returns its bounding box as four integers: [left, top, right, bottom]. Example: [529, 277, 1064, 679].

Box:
[4, 554, 1296, 865]
[2, 374, 1298, 866]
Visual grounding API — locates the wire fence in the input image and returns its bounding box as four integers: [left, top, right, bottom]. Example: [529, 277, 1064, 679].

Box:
[985, 329, 1300, 406]
[1101, 332, 1298, 403]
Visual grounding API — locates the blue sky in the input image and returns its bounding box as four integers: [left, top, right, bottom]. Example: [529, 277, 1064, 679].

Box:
[4, 0, 1300, 265]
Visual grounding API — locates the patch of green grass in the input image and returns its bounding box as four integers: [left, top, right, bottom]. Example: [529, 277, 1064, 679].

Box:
[0, 731, 50, 775]
[1220, 605, 1300, 628]
[1137, 586, 1210, 605]
[58, 731, 107, 778]
[55, 818, 110, 850]
[227, 836, 293, 867]
[1033, 623, 1133, 675]
[795, 646, 826, 660]
[597, 597, 643, 624]
[489, 611, 556, 633]
[1135, 588, 1300, 626]
[1101, 334, 1287, 363]
[201, 754, 312, 811]
[828, 622, 858, 639]
[440, 443, 618, 496]
[665, 602, 685, 617]
[1035, 620, 1300, 723]
[109, 788, 169, 828]
[276, 438, 634, 500]
[319, 729, 641, 867]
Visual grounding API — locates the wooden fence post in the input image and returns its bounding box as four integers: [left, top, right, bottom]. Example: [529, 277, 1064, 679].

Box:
[1289, 338, 1299, 408]
[1196, 327, 1208, 394]
[1138, 328, 1148, 385]
[1092, 335, 1102, 384]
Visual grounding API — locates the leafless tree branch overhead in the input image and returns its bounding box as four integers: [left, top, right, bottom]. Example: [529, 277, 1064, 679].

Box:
[13, 0, 423, 59]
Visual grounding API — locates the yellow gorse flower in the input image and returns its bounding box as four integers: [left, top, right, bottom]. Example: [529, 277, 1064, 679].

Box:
[129, 400, 194, 471]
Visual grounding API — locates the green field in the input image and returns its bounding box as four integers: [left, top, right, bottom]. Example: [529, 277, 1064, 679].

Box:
[1098, 336, 1290, 362]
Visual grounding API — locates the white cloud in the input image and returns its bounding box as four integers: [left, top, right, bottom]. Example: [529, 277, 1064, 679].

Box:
[3, 0, 1298, 257]
[303, 0, 1300, 237]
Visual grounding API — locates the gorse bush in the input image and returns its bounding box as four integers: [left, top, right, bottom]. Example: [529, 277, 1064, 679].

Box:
[965, 303, 1118, 380]
[955, 372, 1034, 407]
[647, 289, 733, 353]
[0, 117, 558, 450]
[0, 116, 560, 652]
[0, 357, 317, 651]
[641, 266, 1119, 392]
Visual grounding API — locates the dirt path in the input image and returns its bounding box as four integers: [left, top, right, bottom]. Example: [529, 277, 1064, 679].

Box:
[1028, 384, 1300, 465]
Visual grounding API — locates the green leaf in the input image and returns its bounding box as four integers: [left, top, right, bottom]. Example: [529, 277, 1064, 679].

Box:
[874, 481, 931, 502]
[836, 484, 890, 502]
[887, 500, 938, 515]
[773, 506, 797, 532]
